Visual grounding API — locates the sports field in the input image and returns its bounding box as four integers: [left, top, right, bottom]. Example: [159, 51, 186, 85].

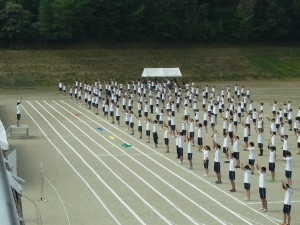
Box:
[0, 80, 299, 225]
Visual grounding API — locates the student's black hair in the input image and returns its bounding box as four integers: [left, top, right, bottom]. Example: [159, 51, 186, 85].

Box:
[268, 146, 276, 151]
[245, 165, 250, 170]
[282, 182, 289, 189]
[261, 167, 266, 173]
[249, 142, 254, 147]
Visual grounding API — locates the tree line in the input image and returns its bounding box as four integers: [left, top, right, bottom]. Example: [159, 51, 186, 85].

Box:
[0, 0, 299, 45]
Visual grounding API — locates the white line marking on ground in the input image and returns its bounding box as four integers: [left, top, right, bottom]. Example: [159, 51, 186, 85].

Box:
[49, 100, 216, 225]
[21, 105, 122, 225]
[97, 153, 159, 157]
[63, 100, 280, 225]
[247, 200, 300, 205]
[28, 101, 147, 225]
[60, 100, 261, 225]
[43, 176, 71, 225]
[39, 101, 181, 225]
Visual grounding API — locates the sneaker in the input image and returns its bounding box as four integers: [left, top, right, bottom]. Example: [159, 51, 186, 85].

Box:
[188, 167, 193, 170]
[258, 208, 264, 211]
[215, 180, 222, 184]
[229, 189, 236, 192]
[268, 179, 275, 182]
[203, 174, 208, 177]
[234, 165, 240, 168]
[178, 161, 182, 164]
[244, 198, 250, 201]
[262, 209, 267, 212]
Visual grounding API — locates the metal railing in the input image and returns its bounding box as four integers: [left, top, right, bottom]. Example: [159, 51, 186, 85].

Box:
[0, 118, 20, 225]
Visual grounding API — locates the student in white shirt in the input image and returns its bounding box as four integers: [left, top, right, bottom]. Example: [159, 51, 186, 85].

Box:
[115, 105, 120, 126]
[242, 164, 251, 201]
[202, 145, 210, 176]
[214, 144, 222, 184]
[109, 100, 115, 123]
[256, 163, 268, 212]
[134, 113, 142, 139]
[178, 131, 184, 164]
[233, 136, 240, 168]
[281, 135, 289, 157]
[152, 120, 158, 148]
[222, 133, 230, 163]
[284, 151, 292, 186]
[197, 123, 203, 151]
[187, 137, 193, 170]
[257, 130, 264, 156]
[16, 98, 22, 127]
[267, 145, 276, 182]
[189, 119, 195, 145]
[244, 142, 256, 174]
[228, 151, 236, 192]
[293, 119, 299, 138]
[163, 125, 169, 153]
[281, 180, 293, 225]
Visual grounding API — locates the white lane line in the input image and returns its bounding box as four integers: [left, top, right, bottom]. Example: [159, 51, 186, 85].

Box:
[62, 100, 279, 225]
[48, 100, 212, 225]
[53, 101, 237, 224]
[27, 101, 147, 225]
[39, 101, 176, 225]
[97, 153, 159, 157]
[247, 200, 300, 205]
[43, 176, 71, 225]
[21, 105, 122, 225]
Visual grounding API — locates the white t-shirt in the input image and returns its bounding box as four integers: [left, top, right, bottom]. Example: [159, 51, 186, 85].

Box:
[164, 129, 168, 139]
[285, 157, 292, 171]
[188, 142, 193, 154]
[248, 147, 255, 160]
[269, 150, 276, 163]
[284, 188, 293, 205]
[233, 140, 239, 152]
[229, 158, 235, 171]
[257, 133, 263, 144]
[214, 148, 220, 162]
[178, 136, 183, 148]
[16, 104, 21, 114]
[203, 150, 208, 160]
[282, 139, 288, 151]
[258, 171, 265, 188]
[197, 127, 202, 138]
[244, 170, 251, 183]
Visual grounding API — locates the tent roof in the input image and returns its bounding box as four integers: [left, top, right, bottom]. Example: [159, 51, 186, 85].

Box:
[141, 68, 182, 77]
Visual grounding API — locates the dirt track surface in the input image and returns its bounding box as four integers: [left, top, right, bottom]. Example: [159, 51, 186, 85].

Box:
[0, 80, 300, 225]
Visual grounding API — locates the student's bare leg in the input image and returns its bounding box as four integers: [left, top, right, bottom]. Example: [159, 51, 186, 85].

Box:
[287, 214, 291, 225]
[230, 180, 236, 190]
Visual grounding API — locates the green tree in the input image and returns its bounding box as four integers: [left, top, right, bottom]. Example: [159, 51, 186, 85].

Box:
[0, 1, 34, 42]
[38, 0, 54, 45]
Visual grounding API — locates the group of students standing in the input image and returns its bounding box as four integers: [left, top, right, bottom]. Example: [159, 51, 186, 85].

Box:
[58, 79, 299, 225]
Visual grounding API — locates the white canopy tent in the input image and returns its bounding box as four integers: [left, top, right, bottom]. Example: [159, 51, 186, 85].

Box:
[141, 68, 182, 78]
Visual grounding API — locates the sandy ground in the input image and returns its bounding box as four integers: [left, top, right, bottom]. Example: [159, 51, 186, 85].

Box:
[0, 80, 300, 225]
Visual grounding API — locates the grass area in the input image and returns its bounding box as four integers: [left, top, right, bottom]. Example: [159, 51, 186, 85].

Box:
[0, 45, 300, 87]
